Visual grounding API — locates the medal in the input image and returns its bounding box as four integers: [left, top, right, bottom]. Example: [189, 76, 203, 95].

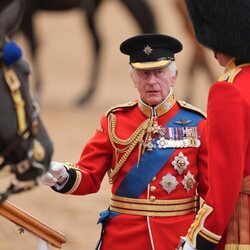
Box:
[183, 138, 189, 147]
[160, 173, 178, 194]
[172, 152, 190, 174]
[157, 137, 168, 149]
[195, 138, 201, 147]
[167, 140, 174, 148]
[145, 135, 155, 151]
[182, 171, 196, 193]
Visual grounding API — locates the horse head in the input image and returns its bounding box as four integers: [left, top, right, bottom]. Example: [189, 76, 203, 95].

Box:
[0, 0, 53, 203]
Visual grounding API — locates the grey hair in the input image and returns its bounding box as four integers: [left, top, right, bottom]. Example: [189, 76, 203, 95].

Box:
[167, 61, 177, 77]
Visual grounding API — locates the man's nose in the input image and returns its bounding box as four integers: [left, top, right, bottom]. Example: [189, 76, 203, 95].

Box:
[147, 72, 157, 85]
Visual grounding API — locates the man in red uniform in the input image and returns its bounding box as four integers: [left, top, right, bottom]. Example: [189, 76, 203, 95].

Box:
[41, 33, 208, 250]
[179, 1, 250, 250]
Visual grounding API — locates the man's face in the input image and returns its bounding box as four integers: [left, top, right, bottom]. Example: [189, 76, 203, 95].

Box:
[131, 66, 177, 106]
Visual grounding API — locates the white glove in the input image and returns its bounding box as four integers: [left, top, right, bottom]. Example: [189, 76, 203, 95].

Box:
[40, 161, 69, 186]
[183, 242, 196, 250]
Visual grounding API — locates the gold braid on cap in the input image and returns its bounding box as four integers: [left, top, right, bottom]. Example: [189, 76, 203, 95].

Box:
[108, 113, 153, 183]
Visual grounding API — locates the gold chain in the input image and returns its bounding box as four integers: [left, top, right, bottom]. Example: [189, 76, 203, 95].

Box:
[108, 113, 152, 183]
[108, 113, 150, 145]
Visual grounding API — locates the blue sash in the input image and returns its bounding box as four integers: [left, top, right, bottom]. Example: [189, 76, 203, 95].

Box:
[115, 108, 203, 198]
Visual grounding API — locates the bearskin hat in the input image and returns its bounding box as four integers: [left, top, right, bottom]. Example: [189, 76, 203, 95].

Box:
[184, 0, 250, 61]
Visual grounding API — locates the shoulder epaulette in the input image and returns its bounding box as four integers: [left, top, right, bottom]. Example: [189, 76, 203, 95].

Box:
[218, 67, 242, 83]
[105, 101, 137, 117]
[177, 100, 207, 118]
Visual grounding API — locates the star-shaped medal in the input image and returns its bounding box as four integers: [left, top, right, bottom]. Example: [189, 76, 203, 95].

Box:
[182, 171, 196, 193]
[171, 152, 190, 174]
[160, 173, 178, 194]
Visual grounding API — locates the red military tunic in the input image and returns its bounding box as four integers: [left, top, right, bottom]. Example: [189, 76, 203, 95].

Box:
[54, 91, 208, 250]
[186, 62, 250, 250]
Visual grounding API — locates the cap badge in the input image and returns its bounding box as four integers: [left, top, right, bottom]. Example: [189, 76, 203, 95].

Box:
[143, 45, 153, 55]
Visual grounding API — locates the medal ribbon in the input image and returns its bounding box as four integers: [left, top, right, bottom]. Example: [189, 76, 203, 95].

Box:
[116, 108, 204, 198]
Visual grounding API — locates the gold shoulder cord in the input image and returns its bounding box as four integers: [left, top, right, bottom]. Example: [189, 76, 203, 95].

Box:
[108, 113, 152, 183]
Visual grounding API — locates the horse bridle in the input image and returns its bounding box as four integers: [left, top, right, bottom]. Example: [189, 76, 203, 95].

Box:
[0, 64, 46, 170]
[0, 64, 46, 203]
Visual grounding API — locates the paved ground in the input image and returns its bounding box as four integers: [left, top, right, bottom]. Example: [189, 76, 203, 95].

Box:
[0, 1, 222, 249]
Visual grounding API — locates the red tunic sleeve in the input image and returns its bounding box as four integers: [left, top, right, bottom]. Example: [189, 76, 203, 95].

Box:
[53, 115, 113, 195]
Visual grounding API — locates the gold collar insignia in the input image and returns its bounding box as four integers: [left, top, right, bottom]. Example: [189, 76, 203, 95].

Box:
[138, 89, 176, 117]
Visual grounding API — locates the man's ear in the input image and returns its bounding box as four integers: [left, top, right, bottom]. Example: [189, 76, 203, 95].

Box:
[171, 70, 178, 87]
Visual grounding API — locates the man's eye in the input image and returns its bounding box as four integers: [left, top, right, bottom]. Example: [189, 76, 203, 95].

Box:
[139, 71, 149, 77]
[155, 69, 163, 74]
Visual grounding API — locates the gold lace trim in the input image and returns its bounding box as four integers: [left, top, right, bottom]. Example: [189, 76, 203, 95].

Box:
[108, 113, 153, 183]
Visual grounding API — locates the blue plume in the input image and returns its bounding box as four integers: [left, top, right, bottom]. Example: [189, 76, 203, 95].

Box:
[3, 41, 22, 66]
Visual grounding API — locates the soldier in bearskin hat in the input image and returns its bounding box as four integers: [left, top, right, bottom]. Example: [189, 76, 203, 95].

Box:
[179, 1, 250, 250]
